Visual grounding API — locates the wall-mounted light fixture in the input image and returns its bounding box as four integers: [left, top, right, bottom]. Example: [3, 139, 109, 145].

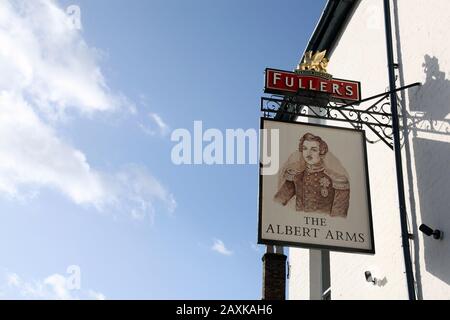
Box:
[419, 224, 443, 240]
[364, 271, 377, 285]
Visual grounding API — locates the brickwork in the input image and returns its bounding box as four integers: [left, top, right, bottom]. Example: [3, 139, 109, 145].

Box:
[262, 253, 287, 300]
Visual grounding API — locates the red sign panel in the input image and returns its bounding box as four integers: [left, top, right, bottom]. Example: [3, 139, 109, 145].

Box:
[265, 68, 361, 103]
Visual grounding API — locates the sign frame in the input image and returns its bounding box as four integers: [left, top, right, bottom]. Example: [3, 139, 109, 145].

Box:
[258, 117, 375, 255]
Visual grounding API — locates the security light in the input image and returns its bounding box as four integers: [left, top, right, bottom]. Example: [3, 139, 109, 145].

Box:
[419, 224, 443, 240]
[364, 271, 377, 285]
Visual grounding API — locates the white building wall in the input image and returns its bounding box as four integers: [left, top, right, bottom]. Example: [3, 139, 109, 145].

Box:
[288, 247, 310, 299]
[289, 0, 450, 300]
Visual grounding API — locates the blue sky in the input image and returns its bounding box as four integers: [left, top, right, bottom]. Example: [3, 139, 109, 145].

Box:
[0, 0, 325, 299]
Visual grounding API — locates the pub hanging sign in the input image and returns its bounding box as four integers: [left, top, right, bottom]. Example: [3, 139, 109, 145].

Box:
[264, 51, 361, 104]
[259, 51, 374, 254]
[258, 119, 375, 254]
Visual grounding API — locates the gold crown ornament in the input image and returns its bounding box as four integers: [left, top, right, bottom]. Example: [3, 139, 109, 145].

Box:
[296, 50, 329, 74]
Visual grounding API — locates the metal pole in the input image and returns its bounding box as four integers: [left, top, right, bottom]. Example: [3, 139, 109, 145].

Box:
[383, 0, 416, 300]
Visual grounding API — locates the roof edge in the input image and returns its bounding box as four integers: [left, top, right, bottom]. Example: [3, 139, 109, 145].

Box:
[301, 0, 361, 62]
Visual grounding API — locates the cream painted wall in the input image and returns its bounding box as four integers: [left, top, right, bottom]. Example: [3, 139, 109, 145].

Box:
[289, 0, 450, 300]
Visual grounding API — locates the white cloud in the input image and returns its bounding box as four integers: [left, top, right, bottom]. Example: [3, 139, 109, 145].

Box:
[0, 0, 133, 116]
[140, 113, 170, 136]
[107, 164, 177, 223]
[211, 239, 233, 256]
[0, 0, 174, 219]
[43, 274, 72, 300]
[3, 272, 105, 300]
[0, 94, 176, 217]
[149, 113, 169, 134]
[87, 290, 106, 300]
[6, 273, 20, 287]
[0, 92, 105, 204]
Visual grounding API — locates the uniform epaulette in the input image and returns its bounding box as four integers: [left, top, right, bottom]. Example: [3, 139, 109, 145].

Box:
[283, 168, 302, 182]
[324, 169, 350, 190]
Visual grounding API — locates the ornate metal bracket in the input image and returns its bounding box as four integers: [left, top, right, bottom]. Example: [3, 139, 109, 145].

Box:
[261, 82, 422, 150]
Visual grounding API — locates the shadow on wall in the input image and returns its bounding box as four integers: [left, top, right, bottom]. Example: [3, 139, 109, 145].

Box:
[409, 55, 450, 119]
[413, 138, 450, 284]
[408, 55, 450, 285]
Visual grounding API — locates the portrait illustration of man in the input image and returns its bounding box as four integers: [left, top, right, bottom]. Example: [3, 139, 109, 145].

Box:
[274, 133, 350, 217]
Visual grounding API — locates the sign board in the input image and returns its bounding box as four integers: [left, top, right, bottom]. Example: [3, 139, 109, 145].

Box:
[258, 118, 375, 254]
[265, 68, 361, 104]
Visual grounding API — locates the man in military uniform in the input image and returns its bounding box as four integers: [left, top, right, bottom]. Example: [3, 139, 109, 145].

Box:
[274, 133, 350, 217]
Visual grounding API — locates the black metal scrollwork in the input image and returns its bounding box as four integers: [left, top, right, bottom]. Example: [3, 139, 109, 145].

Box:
[261, 83, 422, 150]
